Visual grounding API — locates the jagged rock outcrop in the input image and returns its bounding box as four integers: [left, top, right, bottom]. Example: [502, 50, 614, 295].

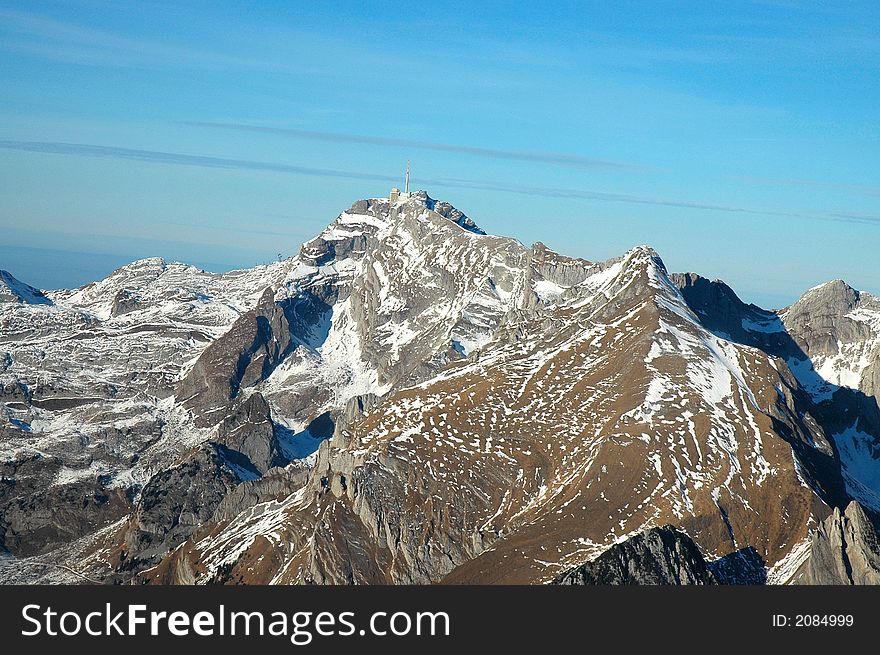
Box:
[214, 392, 283, 474]
[785, 281, 866, 356]
[176, 287, 292, 425]
[119, 444, 245, 571]
[797, 501, 880, 584]
[553, 526, 717, 585]
[422, 193, 485, 235]
[782, 281, 880, 407]
[110, 288, 141, 317]
[671, 272, 787, 348]
[0, 475, 130, 557]
[211, 465, 311, 523]
[332, 393, 381, 447]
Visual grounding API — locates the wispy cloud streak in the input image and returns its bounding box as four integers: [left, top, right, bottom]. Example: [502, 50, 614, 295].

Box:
[183, 121, 649, 171]
[2, 139, 877, 227]
[0, 8, 281, 70]
[734, 174, 880, 198]
[0, 140, 398, 183]
[823, 211, 880, 226]
[424, 175, 810, 219]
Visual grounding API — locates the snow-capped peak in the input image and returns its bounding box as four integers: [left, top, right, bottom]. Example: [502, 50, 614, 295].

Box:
[374, 191, 487, 235]
[0, 269, 52, 305]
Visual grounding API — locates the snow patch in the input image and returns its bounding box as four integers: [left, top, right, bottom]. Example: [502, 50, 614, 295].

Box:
[533, 279, 567, 302]
[742, 316, 785, 334]
[832, 422, 880, 512]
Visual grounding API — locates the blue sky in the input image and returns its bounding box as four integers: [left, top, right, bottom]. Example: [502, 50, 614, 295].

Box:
[0, 1, 878, 307]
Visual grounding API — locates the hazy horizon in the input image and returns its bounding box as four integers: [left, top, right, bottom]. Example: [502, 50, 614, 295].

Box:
[0, 193, 861, 311]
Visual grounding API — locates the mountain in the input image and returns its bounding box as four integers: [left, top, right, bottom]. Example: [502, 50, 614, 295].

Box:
[1, 190, 879, 585]
[552, 525, 717, 585]
[0, 270, 51, 305]
[793, 501, 880, 584]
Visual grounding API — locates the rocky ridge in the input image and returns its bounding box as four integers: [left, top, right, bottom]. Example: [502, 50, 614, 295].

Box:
[553, 526, 717, 585]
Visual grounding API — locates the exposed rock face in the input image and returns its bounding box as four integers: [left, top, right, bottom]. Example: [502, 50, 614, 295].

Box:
[782, 281, 880, 407]
[422, 193, 485, 235]
[177, 287, 292, 425]
[797, 501, 880, 585]
[119, 444, 245, 571]
[671, 273, 786, 349]
[210, 465, 311, 523]
[110, 288, 141, 317]
[553, 526, 716, 585]
[0, 475, 130, 557]
[214, 393, 283, 474]
[785, 281, 865, 357]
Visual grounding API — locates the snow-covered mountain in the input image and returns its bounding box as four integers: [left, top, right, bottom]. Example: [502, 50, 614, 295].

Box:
[1, 191, 879, 585]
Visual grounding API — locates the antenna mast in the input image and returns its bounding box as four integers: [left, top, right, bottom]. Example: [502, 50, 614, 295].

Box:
[405, 160, 410, 194]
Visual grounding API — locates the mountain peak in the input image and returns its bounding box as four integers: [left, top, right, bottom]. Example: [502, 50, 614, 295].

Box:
[790, 278, 860, 314]
[0, 269, 52, 305]
[805, 278, 857, 296]
[372, 190, 486, 235]
[625, 244, 664, 267]
[614, 245, 669, 280]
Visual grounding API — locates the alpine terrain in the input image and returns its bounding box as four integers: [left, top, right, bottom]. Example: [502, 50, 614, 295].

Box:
[1, 190, 879, 585]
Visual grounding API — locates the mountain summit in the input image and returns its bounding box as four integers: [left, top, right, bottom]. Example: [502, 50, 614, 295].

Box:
[1, 192, 879, 585]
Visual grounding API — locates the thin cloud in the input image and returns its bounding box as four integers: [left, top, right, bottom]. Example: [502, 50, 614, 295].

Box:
[0, 140, 398, 183]
[425, 175, 812, 218]
[183, 121, 650, 172]
[0, 8, 279, 70]
[823, 211, 880, 226]
[2, 139, 877, 228]
[734, 174, 880, 198]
